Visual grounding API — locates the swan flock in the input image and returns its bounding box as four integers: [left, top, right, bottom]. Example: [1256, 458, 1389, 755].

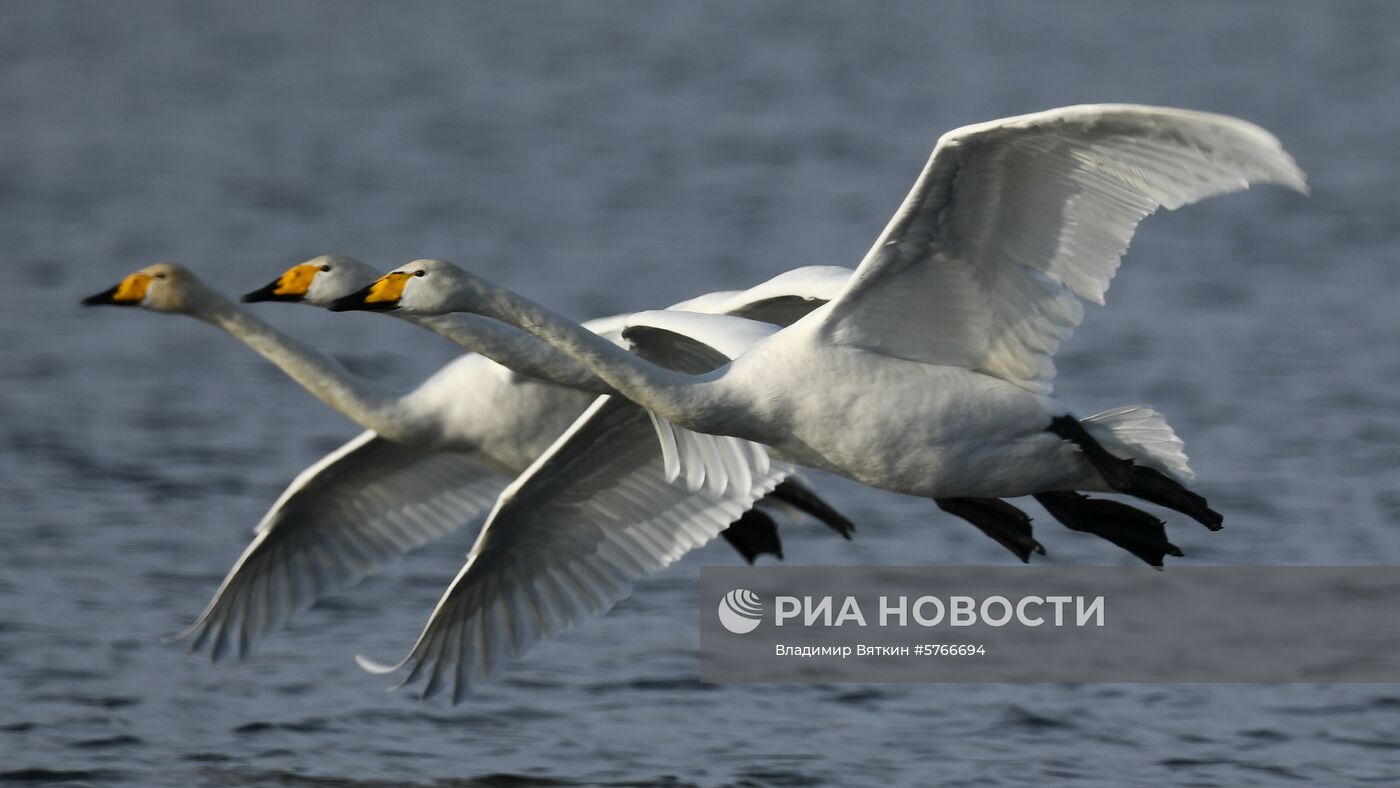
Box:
[83, 104, 1306, 701]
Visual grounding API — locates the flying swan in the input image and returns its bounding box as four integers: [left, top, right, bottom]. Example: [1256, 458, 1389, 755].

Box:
[344, 262, 1200, 565]
[331, 104, 1307, 559]
[326, 103, 1307, 701]
[336, 263, 1201, 702]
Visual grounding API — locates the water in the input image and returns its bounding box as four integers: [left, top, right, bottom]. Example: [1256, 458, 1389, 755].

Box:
[3, 1, 1399, 784]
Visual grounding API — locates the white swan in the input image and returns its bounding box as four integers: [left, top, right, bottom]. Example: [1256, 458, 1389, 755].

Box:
[384, 262, 1200, 565]
[332, 105, 1307, 548]
[346, 271, 1207, 703]
[81, 260, 851, 662]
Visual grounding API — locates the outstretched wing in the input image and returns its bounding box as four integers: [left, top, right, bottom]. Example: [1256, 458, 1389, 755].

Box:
[358, 396, 792, 702]
[819, 104, 1307, 394]
[179, 430, 510, 661]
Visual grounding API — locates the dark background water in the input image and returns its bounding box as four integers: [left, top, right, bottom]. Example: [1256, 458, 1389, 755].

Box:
[3, 2, 1399, 785]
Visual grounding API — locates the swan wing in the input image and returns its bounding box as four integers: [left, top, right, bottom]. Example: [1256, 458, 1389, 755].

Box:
[716, 265, 852, 325]
[178, 430, 510, 661]
[818, 104, 1307, 394]
[580, 311, 633, 343]
[623, 310, 782, 493]
[667, 265, 852, 326]
[359, 395, 791, 702]
[665, 289, 746, 315]
[624, 310, 780, 372]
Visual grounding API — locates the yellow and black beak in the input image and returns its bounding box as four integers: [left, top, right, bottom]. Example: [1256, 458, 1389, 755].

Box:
[243, 264, 318, 303]
[327, 272, 411, 312]
[81, 273, 152, 307]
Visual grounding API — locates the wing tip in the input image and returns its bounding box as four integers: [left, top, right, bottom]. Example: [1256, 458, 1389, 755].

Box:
[164, 623, 201, 646]
[356, 652, 408, 675]
[167, 617, 244, 663]
[1279, 163, 1310, 197]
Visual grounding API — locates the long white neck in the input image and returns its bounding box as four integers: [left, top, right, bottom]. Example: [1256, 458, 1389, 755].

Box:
[192, 296, 404, 437]
[448, 278, 732, 433]
[400, 313, 613, 395]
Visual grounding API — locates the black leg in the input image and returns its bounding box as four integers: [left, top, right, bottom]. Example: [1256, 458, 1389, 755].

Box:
[1047, 415, 1223, 530]
[721, 508, 784, 564]
[1035, 491, 1184, 568]
[769, 479, 855, 539]
[935, 497, 1046, 563]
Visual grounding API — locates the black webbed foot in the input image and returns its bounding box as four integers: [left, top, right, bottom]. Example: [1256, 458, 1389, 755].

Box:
[935, 497, 1046, 563]
[721, 508, 784, 564]
[1047, 414, 1223, 531]
[1119, 465, 1223, 531]
[770, 479, 856, 539]
[1035, 491, 1184, 568]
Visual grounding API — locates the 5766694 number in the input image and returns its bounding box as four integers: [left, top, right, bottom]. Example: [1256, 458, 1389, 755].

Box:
[913, 644, 985, 656]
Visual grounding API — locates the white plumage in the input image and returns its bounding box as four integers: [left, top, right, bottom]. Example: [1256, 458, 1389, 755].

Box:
[820, 105, 1306, 395]
[356, 395, 795, 702]
[84, 259, 854, 673]
[84, 103, 1308, 702]
[359, 104, 1304, 514]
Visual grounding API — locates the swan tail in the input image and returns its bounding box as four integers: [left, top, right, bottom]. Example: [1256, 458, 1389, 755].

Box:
[1081, 405, 1195, 482]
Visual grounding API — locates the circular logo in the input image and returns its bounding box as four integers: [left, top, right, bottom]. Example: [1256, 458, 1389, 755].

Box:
[717, 589, 763, 634]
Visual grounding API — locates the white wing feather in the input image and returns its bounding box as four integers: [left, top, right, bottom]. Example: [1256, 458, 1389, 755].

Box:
[623, 310, 784, 495]
[178, 430, 510, 661]
[819, 104, 1307, 394]
[358, 396, 793, 702]
[710, 265, 852, 312]
[1083, 405, 1194, 481]
[665, 267, 850, 318]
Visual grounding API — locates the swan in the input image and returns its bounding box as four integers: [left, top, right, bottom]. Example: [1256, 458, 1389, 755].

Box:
[347, 308, 1201, 704]
[80, 261, 852, 661]
[331, 105, 1307, 549]
[345, 275, 1208, 703]
[381, 262, 1201, 566]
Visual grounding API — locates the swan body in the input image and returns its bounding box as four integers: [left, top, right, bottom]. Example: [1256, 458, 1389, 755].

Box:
[340, 104, 1306, 517]
[708, 320, 1083, 497]
[623, 308, 1193, 486]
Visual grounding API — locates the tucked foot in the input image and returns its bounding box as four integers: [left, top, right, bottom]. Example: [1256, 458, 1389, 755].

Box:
[935, 497, 1046, 563]
[1121, 465, 1223, 531]
[770, 479, 856, 539]
[1035, 491, 1185, 568]
[1047, 414, 1223, 531]
[722, 509, 784, 564]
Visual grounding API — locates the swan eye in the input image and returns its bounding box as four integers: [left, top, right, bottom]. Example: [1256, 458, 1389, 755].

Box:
[320, 264, 332, 272]
[413, 270, 426, 277]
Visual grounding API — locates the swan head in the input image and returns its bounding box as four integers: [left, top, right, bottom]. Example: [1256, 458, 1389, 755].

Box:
[242, 254, 380, 307]
[81, 262, 215, 313]
[327, 258, 472, 314]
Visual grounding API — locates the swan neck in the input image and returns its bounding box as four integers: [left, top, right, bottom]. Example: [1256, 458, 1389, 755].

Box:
[193, 296, 403, 435]
[400, 313, 612, 395]
[462, 280, 698, 420]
